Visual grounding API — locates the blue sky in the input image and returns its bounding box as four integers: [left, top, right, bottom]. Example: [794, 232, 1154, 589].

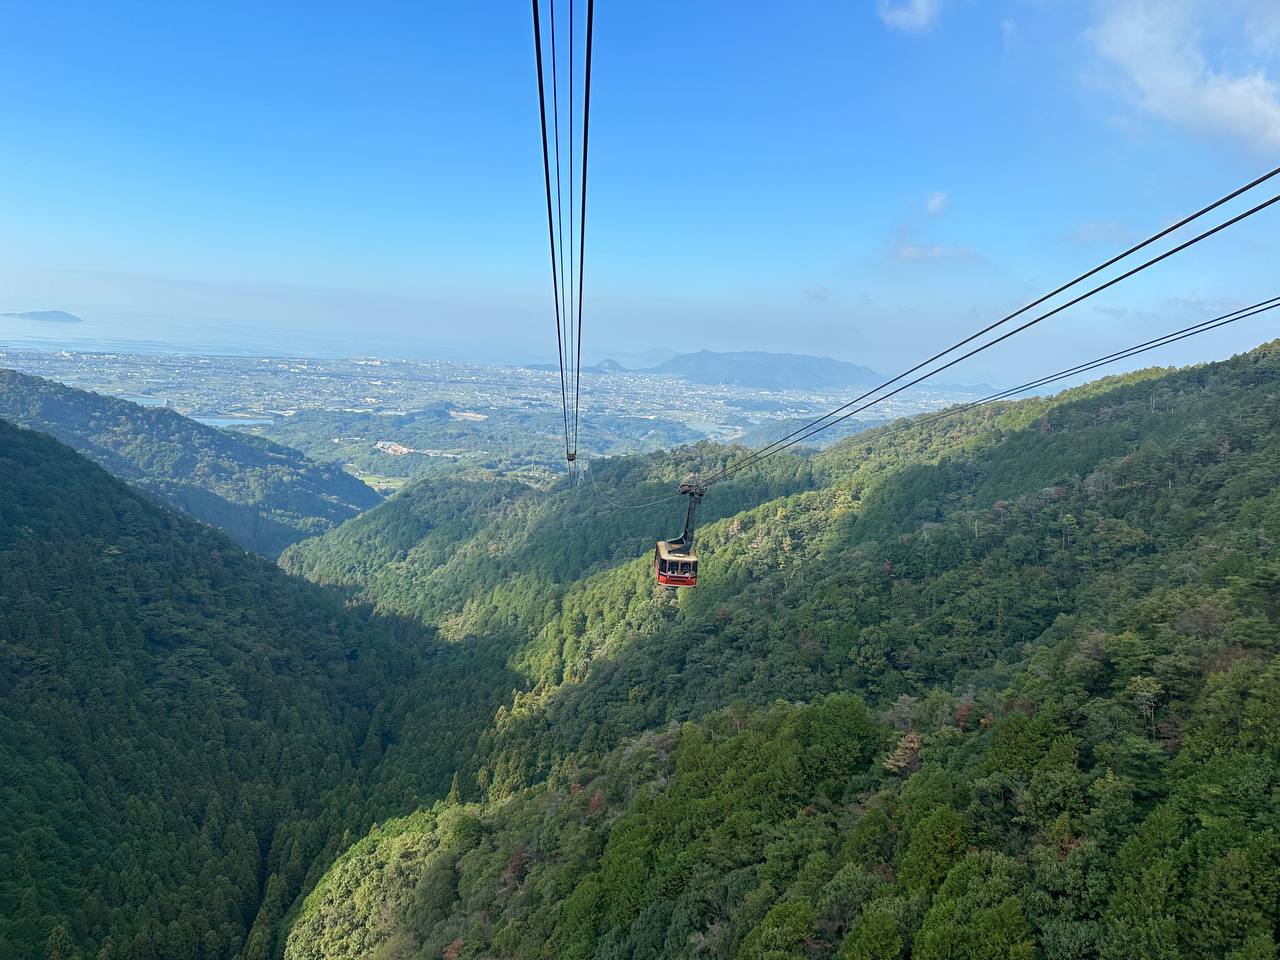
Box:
[1, 0, 1278, 380]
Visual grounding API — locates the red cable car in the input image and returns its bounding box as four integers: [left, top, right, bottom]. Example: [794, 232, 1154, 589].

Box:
[655, 540, 698, 586]
[655, 479, 705, 587]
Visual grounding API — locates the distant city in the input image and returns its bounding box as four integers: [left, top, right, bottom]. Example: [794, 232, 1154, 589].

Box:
[0, 345, 985, 449]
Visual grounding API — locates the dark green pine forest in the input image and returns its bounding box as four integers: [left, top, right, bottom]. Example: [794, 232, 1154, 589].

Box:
[0, 421, 514, 960]
[0, 370, 381, 557]
[4, 341, 1280, 959]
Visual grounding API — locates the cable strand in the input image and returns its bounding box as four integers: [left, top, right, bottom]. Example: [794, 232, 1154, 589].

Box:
[573, 0, 594, 458]
[718, 292, 1280, 484]
[710, 165, 1280, 483]
[708, 296, 1280, 494]
[531, 0, 572, 459]
[710, 188, 1280, 484]
[549, 0, 569, 416]
[568, 0, 576, 457]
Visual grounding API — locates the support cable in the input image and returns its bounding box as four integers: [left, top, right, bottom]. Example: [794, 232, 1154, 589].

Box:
[568, 0, 576, 458]
[708, 166, 1280, 483]
[531, 0, 572, 458]
[710, 188, 1280, 484]
[550, 0, 569, 405]
[866, 296, 1280, 440]
[588, 296, 1279, 510]
[572, 0, 595, 458]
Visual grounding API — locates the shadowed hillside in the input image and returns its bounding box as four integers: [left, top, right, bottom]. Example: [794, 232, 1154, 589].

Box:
[0, 420, 516, 960]
[0, 369, 381, 557]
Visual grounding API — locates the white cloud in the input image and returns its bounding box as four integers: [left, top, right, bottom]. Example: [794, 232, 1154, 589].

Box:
[889, 219, 979, 264]
[1239, 0, 1280, 52]
[893, 239, 980, 263]
[1090, 0, 1280, 153]
[1001, 19, 1018, 52]
[878, 0, 939, 32]
[926, 191, 949, 216]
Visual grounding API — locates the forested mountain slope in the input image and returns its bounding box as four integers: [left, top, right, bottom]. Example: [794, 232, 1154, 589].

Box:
[0, 420, 514, 960]
[281, 443, 815, 637]
[0, 370, 380, 556]
[285, 342, 1280, 959]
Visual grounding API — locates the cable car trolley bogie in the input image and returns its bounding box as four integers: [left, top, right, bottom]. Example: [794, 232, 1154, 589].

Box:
[655, 476, 707, 587]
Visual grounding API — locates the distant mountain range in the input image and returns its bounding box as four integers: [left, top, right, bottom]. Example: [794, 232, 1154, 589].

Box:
[646, 350, 883, 389]
[578, 349, 992, 393]
[528, 349, 885, 389]
[1, 309, 83, 323]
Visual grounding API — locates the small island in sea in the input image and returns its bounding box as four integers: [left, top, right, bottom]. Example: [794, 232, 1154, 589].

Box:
[1, 309, 83, 323]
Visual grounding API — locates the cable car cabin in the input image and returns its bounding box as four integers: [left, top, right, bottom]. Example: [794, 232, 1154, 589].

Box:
[655, 539, 698, 587]
[655, 478, 707, 587]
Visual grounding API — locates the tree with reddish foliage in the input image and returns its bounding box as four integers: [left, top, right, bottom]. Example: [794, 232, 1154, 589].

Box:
[503, 844, 533, 886]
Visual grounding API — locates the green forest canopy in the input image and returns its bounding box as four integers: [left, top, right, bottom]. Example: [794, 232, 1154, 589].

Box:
[0, 420, 513, 960]
[284, 342, 1280, 959]
[0, 369, 380, 557]
[5, 340, 1280, 959]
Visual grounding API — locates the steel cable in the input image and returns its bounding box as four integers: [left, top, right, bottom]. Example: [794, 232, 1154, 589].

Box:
[707, 166, 1280, 484]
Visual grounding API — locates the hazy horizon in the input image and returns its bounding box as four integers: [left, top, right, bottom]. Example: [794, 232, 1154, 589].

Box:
[1, 304, 1274, 394]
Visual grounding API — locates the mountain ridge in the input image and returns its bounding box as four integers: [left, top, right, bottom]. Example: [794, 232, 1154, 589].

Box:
[529, 349, 884, 388]
[647, 348, 884, 389]
[0, 418, 418, 959]
[0, 368, 381, 556]
[530, 348, 993, 393]
[0, 416, 525, 960]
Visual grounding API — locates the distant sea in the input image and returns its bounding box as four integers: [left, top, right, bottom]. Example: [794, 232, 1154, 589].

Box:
[0, 312, 536, 362]
[0, 313, 369, 358]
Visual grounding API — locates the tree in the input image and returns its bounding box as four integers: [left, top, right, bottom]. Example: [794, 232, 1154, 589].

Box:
[898, 807, 966, 894]
[737, 900, 816, 960]
[914, 853, 1033, 960]
[45, 924, 79, 960]
[838, 900, 904, 960]
[1100, 857, 1182, 960]
[1126, 676, 1163, 738]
